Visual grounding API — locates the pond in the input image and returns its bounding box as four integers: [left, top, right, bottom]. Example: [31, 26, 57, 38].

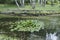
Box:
[0, 15, 60, 40]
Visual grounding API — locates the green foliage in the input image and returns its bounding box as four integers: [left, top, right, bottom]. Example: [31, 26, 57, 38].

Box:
[0, 0, 15, 4]
[9, 20, 44, 32]
[46, 1, 51, 4]
[46, 0, 59, 5]
[0, 0, 60, 4]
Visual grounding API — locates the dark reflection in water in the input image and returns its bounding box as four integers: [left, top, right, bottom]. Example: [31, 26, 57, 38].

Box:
[28, 33, 45, 40]
[27, 29, 46, 40]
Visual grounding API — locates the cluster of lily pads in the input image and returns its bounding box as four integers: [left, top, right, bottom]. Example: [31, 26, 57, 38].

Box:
[9, 20, 44, 32]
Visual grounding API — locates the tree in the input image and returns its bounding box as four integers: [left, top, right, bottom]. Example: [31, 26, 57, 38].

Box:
[15, 0, 25, 7]
[20, 0, 24, 7]
[15, 0, 20, 7]
[51, 0, 54, 6]
[38, 0, 40, 4]
[40, 0, 43, 6]
[30, 0, 32, 5]
[38, 0, 46, 6]
[31, 0, 36, 9]
[43, 0, 46, 6]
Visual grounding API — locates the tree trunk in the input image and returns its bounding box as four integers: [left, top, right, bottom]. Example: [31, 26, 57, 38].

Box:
[32, 0, 36, 9]
[39, 0, 43, 6]
[51, 0, 54, 6]
[22, 0, 24, 7]
[30, 0, 32, 5]
[20, 0, 21, 4]
[15, 0, 20, 7]
[43, 0, 46, 6]
[38, 0, 40, 4]
[20, 0, 24, 7]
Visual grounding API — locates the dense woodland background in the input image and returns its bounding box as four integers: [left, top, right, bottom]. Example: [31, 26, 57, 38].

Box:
[0, 0, 60, 4]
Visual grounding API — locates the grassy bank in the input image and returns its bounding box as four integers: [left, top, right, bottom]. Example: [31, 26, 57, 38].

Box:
[0, 4, 60, 12]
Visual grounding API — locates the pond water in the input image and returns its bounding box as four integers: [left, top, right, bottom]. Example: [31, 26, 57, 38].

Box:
[0, 16, 60, 40]
[28, 33, 45, 40]
[46, 32, 57, 40]
[27, 32, 59, 40]
[28, 32, 60, 40]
